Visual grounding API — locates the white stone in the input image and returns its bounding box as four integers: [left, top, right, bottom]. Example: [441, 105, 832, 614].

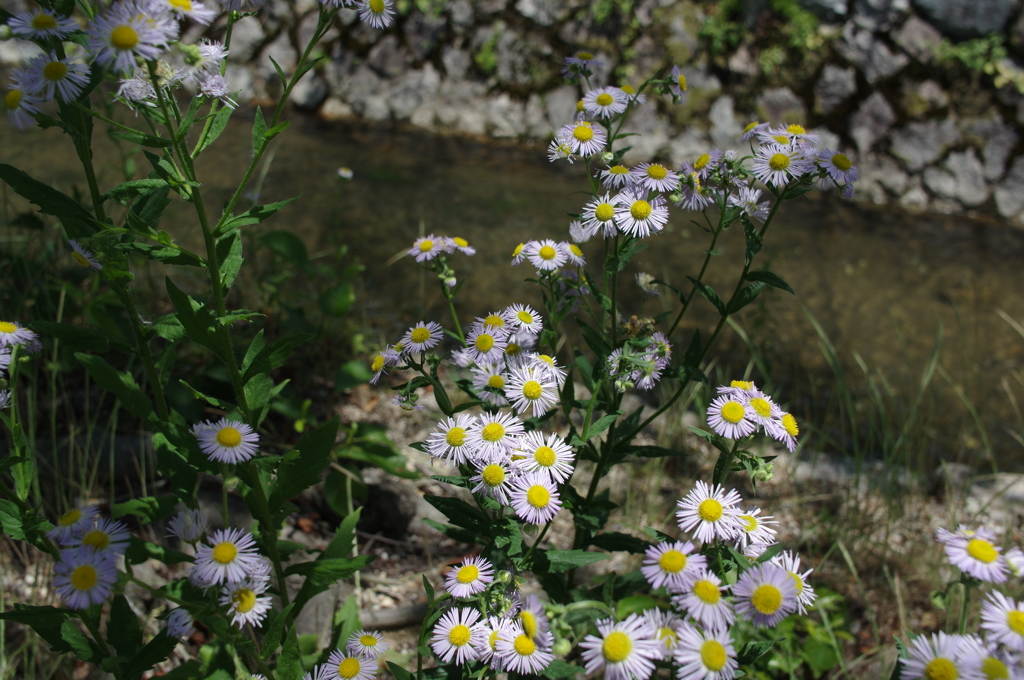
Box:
[815, 64, 857, 113]
[709, 96, 744, 150]
[890, 118, 959, 171]
[620, 105, 671, 164]
[849, 91, 895, 156]
[923, 149, 989, 207]
[667, 129, 713, 169]
[836, 22, 909, 82]
[994, 156, 1024, 219]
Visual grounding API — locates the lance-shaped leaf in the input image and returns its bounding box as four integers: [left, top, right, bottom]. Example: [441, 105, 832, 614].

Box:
[0, 163, 97, 229]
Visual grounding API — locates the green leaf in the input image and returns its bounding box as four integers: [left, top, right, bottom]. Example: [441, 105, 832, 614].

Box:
[111, 496, 180, 524]
[0, 163, 96, 229]
[217, 229, 244, 290]
[116, 242, 204, 267]
[269, 417, 340, 508]
[75, 353, 153, 420]
[587, 532, 651, 553]
[260, 603, 295, 660]
[541, 660, 580, 679]
[61, 619, 98, 660]
[727, 282, 765, 314]
[252, 106, 267, 154]
[165, 277, 227, 363]
[122, 633, 178, 680]
[124, 536, 194, 566]
[736, 637, 786, 665]
[218, 197, 300, 234]
[576, 319, 610, 358]
[687, 276, 726, 316]
[535, 549, 610, 573]
[387, 662, 415, 680]
[109, 129, 173, 148]
[241, 333, 312, 384]
[328, 593, 360, 651]
[108, 595, 143, 659]
[423, 495, 490, 535]
[27, 320, 132, 354]
[742, 215, 762, 266]
[193, 105, 233, 157]
[258, 229, 312, 273]
[620, 445, 685, 458]
[0, 499, 52, 546]
[143, 152, 195, 199]
[265, 119, 291, 141]
[283, 555, 375, 585]
[337, 446, 420, 480]
[745, 269, 795, 295]
[277, 626, 303, 680]
[615, 595, 658, 619]
[0, 605, 74, 653]
[103, 179, 170, 205]
[582, 411, 623, 442]
[422, 518, 480, 544]
[127, 186, 170, 232]
[493, 517, 524, 557]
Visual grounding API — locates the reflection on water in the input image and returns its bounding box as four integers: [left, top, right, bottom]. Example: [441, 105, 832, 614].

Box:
[4, 112, 1024, 469]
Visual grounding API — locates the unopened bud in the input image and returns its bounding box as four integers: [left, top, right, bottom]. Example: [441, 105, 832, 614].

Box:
[523, 523, 539, 536]
[752, 463, 774, 482]
[552, 639, 572, 657]
[496, 570, 512, 584]
[601, 151, 615, 165]
[0, 25, 12, 40]
[444, 277, 457, 288]
[668, 192, 682, 204]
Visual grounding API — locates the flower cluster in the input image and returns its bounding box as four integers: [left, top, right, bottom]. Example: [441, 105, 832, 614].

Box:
[49, 506, 128, 609]
[189, 525, 274, 628]
[295, 630, 389, 680]
[707, 381, 800, 452]
[510, 240, 586, 271]
[606, 332, 673, 393]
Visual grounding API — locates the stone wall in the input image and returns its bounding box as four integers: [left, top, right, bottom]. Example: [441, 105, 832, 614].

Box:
[4, 0, 1024, 222]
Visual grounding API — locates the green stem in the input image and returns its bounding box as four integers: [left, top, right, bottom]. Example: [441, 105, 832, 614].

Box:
[111, 283, 169, 421]
[959, 580, 972, 635]
[442, 284, 464, 343]
[81, 612, 120, 680]
[243, 461, 290, 613]
[667, 210, 726, 336]
[522, 522, 551, 563]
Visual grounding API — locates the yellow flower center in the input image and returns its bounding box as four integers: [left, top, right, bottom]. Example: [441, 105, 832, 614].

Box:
[698, 498, 723, 522]
[743, 121, 760, 133]
[573, 123, 594, 142]
[448, 624, 471, 646]
[569, 244, 583, 257]
[786, 124, 806, 135]
[609, 165, 629, 175]
[596, 93, 613, 106]
[445, 427, 466, 447]
[475, 334, 495, 351]
[967, 539, 998, 564]
[212, 541, 238, 564]
[537, 355, 554, 366]
[59, 509, 82, 527]
[630, 200, 652, 220]
[923, 657, 958, 680]
[693, 579, 720, 604]
[359, 635, 378, 647]
[456, 564, 479, 583]
[484, 314, 505, 328]
[169, 0, 194, 10]
[232, 588, 257, 613]
[577, 52, 594, 60]
[369, 0, 386, 12]
[539, 245, 557, 260]
[371, 355, 385, 372]
[71, 564, 98, 591]
[5, 90, 22, 110]
[534, 446, 556, 467]
[595, 203, 616, 222]
[522, 381, 543, 400]
[482, 464, 505, 487]
[646, 164, 667, 180]
[768, 153, 791, 172]
[782, 413, 799, 436]
[658, 549, 686, 573]
[751, 584, 783, 615]
[731, 380, 752, 389]
[621, 84, 636, 94]
[31, 13, 58, 30]
[700, 640, 727, 672]
[576, 100, 584, 112]
[676, 74, 687, 90]
[216, 427, 242, 448]
[506, 343, 521, 356]
[1007, 610, 1024, 636]
[513, 243, 524, 257]
[657, 627, 678, 648]
[749, 397, 772, 418]
[832, 153, 852, 171]
[487, 375, 505, 389]
[789, 571, 805, 594]
[82, 530, 110, 550]
[481, 423, 505, 442]
[110, 25, 139, 50]
[721, 401, 745, 424]
[43, 61, 68, 81]
[453, 237, 469, 247]
[517, 310, 534, 324]
[489, 630, 500, 651]
[602, 631, 632, 662]
[411, 327, 432, 344]
[418, 239, 433, 252]
[514, 634, 536, 656]
[338, 658, 362, 679]
[740, 515, 758, 532]
[527, 485, 550, 508]
[982, 656, 1009, 679]
[519, 611, 537, 638]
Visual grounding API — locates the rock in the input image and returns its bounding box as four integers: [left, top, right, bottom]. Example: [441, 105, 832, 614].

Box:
[523, 93, 550, 137]
[893, 15, 943, 62]
[228, 16, 266, 62]
[621, 105, 671, 164]
[667, 129, 713, 169]
[965, 472, 1024, 527]
[922, 149, 990, 206]
[492, 27, 557, 88]
[405, 9, 448, 61]
[852, 0, 909, 31]
[289, 73, 329, 110]
[963, 117, 1020, 181]
[709, 96, 744, 150]
[902, 79, 949, 117]
[516, 0, 568, 25]
[815, 128, 843, 152]
[911, 0, 1016, 40]
[367, 35, 411, 79]
[858, 153, 909, 203]
[815, 64, 858, 113]
[258, 32, 297, 81]
[900, 177, 930, 209]
[727, 44, 759, 76]
[485, 92, 526, 137]
[320, 96, 354, 120]
[889, 118, 959, 171]
[797, 0, 848, 23]
[441, 45, 471, 79]
[836, 22, 909, 82]
[756, 86, 806, 124]
[225, 64, 256, 106]
[543, 85, 579, 130]
[448, 0, 474, 28]
[849, 91, 896, 155]
[387, 64, 442, 120]
[994, 156, 1024, 219]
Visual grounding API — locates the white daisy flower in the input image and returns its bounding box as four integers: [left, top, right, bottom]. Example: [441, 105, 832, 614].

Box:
[478, 617, 518, 671]
[619, 83, 647, 105]
[198, 73, 236, 108]
[900, 632, 984, 680]
[673, 623, 738, 680]
[179, 39, 228, 83]
[762, 123, 820, 148]
[409, 234, 444, 262]
[470, 457, 516, 504]
[600, 164, 635, 190]
[465, 323, 507, 365]
[940, 526, 1008, 583]
[582, 86, 628, 119]
[192, 527, 262, 586]
[519, 594, 550, 640]
[403, 320, 443, 354]
[346, 630, 388, 660]
[565, 242, 586, 266]
[445, 555, 495, 598]
[741, 121, 769, 142]
[528, 354, 567, 386]
[675, 173, 714, 212]
[581, 192, 622, 239]
[771, 550, 816, 615]
[676, 481, 743, 543]
[69, 518, 131, 555]
[569, 219, 590, 243]
[357, 0, 395, 29]
[734, 562, 799, 627]
[478, 310, 513, 335]
[446, 236, 476, 255]
[505, 304, 543, 334]
[368, 346, 399, 385]
[88, 0, 177, 77]
[149, 0, 218, 24]
[9, 8, 79, 40]
[547, 131, 577, 163]
[467, 411, 524, 458]
[706, 395, 757, 440]
[643, 609, 686, 657]
[166, 608, 194, 638]
[817, 149, 859, 185]
[524, 239, 569, 271]
[325, 648, 377, 680]
[470, 364, 510, 407]
[53, 546, 118, 609]
[681, 150, 724, 180]
[512, 431, 575, 483]
[510, 472, 561, 525]
[563, 50, 603, 77]
[0, 347, 11, 375]
[495, 628, 554, 674]
[0, 321, 38, 349]
[751, 143, 813, 188]
[1006, 547, 1024, 577]
[735, 506, 778, 548]
[167, 508, 209, 543]
[23, 53, 90, 103]
[960, 635, 1023, 680]
[430, 607, 484, 666]
[116, 76, 156, 107]
[767, 412, 800, 452]
[669, 65, 687, 97]
[614, 189, 669, 238]
[641, 540, 707, 593]
[510, 242, 528, 265]
[48, 505, 99, 546]
[504, 367, 558, 418]
[427, 414, 477, 465]
[630, 162, 680, 193]
[248, 556, 273, 588]
[728, 185, 770, 223]
[220, 578, 272, 628]
[69, 239, 103, 271]
[980, 591, 1024, 652]
[579, 613, 662, 680]
[744, 391, 783, 429]
[195, 418, 260, 464]
[559, 120, 607, 157]
[670, 568, 735, 632]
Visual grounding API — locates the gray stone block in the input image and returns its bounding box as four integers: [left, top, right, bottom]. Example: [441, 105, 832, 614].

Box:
[849, 91, 896, 155]
[911, 0, 1016, 40]
[815, 64, 858, 113]
[837, 22, 909, 82]
[890, 118, 959, 171]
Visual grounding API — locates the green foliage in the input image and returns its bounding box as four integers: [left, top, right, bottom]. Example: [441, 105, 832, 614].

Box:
[938, 34, 1024, 94]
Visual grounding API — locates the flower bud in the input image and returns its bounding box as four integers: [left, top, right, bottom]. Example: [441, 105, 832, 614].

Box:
[0, 25, 12, 41]
[752, 462, 774, 482]
[496, 570, 512, 584]
[601, 151, 615, 165]
[552, 639, 572, 657]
